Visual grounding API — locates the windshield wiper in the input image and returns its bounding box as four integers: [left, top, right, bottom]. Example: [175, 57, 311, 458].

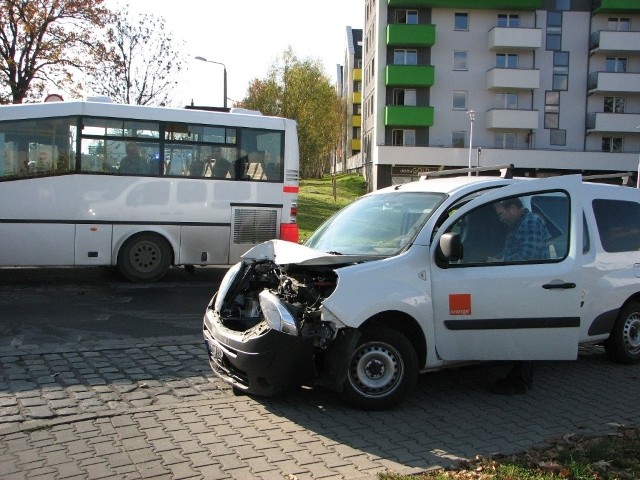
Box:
[327, 251, 343, 255]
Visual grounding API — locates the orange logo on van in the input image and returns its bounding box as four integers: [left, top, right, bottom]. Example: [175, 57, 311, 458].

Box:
[449, 293, 471, 315]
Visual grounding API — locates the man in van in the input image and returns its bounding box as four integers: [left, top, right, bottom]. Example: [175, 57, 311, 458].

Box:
[491, 197, 552, 395]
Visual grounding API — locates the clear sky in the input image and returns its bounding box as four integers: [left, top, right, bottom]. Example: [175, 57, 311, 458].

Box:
[105, 0, 364, 107]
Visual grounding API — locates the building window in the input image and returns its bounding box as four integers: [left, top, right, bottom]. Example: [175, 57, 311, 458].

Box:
[396, 9, 418, 24]
[552, 51, 569, 90]
[608, 17, 630, 31]
[392, 129, 416, 146]
[496, 53, 518, 69]
[497, 14, 519, 27]
[353, 127, 361, 139]
[556, 0, 570, 10]
[495, 92, 518, 109]
[546, 12, 562, 51]
[494, 132, 516, 149]
[394, 49, 417, 65]
[393, 89, 416, 106]
[602, 137, 623, 153]
[604, 96, 625, 113]
[454, 12, 468, 31]
[550, 129, 566, 146]
[453, 51, 468, 71]
[353, 80, 362, 92]
[452, 131, 466, 148]
[544, 91, 560, 129]
[606, 57, 627, 73]
[452, 91, 467, 110]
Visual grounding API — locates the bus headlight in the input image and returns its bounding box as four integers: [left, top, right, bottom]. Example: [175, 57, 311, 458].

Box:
[258, 290, 299, 336]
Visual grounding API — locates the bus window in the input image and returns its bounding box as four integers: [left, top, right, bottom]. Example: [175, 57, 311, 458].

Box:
[0, 118, 76, 179]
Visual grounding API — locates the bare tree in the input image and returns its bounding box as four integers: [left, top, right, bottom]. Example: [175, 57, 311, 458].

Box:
[0, 0, 109, 104]
[85, 8, 185, 106]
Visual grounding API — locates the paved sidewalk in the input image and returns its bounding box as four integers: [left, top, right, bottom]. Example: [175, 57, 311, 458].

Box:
[1, 338, 638, 479]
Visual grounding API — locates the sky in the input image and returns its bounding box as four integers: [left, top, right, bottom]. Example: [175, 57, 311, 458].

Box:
[105, 0, 364, 107]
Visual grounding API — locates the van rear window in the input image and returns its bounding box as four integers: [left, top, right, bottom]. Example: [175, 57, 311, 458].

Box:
[592, 199, 640, 252]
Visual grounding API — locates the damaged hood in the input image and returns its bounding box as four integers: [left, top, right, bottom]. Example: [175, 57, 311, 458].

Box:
[241, 239, 381, 266]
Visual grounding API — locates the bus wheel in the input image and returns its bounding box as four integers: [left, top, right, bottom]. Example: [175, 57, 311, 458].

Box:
[343, 326, 418, 410]
[605, 301, 640, 365]
[118, 233, 172, 282]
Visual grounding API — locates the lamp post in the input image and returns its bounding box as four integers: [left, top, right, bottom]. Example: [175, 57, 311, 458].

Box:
[194, 56, 228, 109]
[467, 110, 476, 175]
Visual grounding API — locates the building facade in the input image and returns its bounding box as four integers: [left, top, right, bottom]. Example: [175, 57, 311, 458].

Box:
[355, 0, 640, 191]
[337, 27, 364, 171]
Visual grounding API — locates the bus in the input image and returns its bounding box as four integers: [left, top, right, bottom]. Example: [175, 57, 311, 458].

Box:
[0, 98, 299, 281]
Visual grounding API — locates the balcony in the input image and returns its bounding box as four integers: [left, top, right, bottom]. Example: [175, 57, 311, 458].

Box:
[486, 109, 538, 130]
[353, 92, 362, 104]
[387, 0, 542, 9]
[488, 27, 541, 50]
[486, 68, 540, 90]
[386, 65, 435, 88]
[353, 68, 362, 81]
[590, 30, 640, 54]
[385, 105, 434, 127]
[352, 115, 361, 127]
[387, 24, 436, 47]
[351, 138, 361, 151]
[587, 72, 640, 93]
[586, 112, 640, 133]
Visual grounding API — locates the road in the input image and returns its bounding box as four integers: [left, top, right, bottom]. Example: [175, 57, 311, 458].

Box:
[0, 265, 229, 348]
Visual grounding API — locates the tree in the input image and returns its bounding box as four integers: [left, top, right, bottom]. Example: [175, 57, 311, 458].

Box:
[85, 8, 185, 106]
[0, 0, 109, 104]
[240, 48, 342, 179]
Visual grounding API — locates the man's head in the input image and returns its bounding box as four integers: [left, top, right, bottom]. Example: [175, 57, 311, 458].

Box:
[494, 197, 524, 226]
[126, 143, 139, 157]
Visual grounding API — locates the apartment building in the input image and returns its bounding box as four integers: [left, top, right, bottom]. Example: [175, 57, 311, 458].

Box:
[337, 27, 364, 169]
[354, 0, 640, 191]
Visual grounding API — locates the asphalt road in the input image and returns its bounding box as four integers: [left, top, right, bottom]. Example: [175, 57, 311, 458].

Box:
[0, 265, 229, 348]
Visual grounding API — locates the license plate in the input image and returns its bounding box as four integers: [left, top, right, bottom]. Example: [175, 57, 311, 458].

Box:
[207, 340, 223, 361]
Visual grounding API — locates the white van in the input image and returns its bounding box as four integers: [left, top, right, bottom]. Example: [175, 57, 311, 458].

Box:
[203, 168, 640, 409]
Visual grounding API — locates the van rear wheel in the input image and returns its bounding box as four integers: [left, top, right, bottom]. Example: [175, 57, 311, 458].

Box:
[118, 233, 172, 282]
[343, 326, 418, 410]
[605, 301, 640, 364]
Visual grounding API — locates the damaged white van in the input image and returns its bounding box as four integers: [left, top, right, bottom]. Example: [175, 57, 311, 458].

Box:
[203, 168, 640, 409]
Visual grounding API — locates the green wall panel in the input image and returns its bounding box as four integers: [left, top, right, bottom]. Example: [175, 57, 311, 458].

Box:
[388, 0, 542, 10]
[593, 0, 640, 13]
[385, 106, 435, 127]
[387, 24, 436, 47]
[386, 65, 435, 87]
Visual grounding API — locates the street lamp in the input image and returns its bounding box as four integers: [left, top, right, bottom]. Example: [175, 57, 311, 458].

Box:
[467, 110, 476, 175]
[194, 56, 228, 109]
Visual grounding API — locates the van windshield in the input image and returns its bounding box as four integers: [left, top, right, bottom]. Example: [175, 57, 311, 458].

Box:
[305, 192, 445, 255]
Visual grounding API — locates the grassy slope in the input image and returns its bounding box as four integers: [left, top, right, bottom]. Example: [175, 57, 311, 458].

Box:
[298, 174, 367, 241]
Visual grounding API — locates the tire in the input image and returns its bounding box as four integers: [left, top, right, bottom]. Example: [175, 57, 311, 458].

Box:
[605, 301, 640, 365]
[117, 233, 172, 282]
[343, 326, 418, 410]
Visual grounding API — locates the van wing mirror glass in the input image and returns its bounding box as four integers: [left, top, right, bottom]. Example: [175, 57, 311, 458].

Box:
[438, 232, 463, 262]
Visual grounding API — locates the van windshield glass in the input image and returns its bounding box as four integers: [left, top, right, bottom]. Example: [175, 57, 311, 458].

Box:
[305, 192, 445, 255]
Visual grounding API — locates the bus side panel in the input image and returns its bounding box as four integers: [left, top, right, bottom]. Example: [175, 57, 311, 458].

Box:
[75, 224, 113, 265]
[180, 226, 230, 265]
[0, 223, 75, 266]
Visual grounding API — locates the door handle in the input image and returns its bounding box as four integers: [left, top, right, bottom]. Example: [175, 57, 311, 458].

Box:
[542, 282, 576, 290]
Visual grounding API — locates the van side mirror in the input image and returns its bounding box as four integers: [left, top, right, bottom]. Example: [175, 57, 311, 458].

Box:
[438, 232, 463, 263]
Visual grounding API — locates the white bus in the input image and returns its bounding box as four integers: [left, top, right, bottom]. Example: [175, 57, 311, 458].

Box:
[0, 98, 299, 281]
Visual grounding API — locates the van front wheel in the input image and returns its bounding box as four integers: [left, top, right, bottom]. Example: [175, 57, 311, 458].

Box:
[605, 301, 640, 364]
[343, 327, 418, 410]
[118, 233, 172, 282]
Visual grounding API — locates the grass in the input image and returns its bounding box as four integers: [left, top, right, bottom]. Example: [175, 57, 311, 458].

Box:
[298, 175, 639, 480]
[376, 425, 639, 480]
[298, 173, 367, 241]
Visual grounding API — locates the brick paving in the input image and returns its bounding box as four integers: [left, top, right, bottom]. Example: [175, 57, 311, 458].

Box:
[1, 338, 638, 479]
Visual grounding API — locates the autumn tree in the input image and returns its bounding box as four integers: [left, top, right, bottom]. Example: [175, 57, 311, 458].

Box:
[240, 49, 342, 179]
[0, 0, 109, 104]
[85, 8, 185, 106]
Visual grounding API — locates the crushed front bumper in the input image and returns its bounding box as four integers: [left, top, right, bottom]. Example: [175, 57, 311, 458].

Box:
[202, 307, 316, 397]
